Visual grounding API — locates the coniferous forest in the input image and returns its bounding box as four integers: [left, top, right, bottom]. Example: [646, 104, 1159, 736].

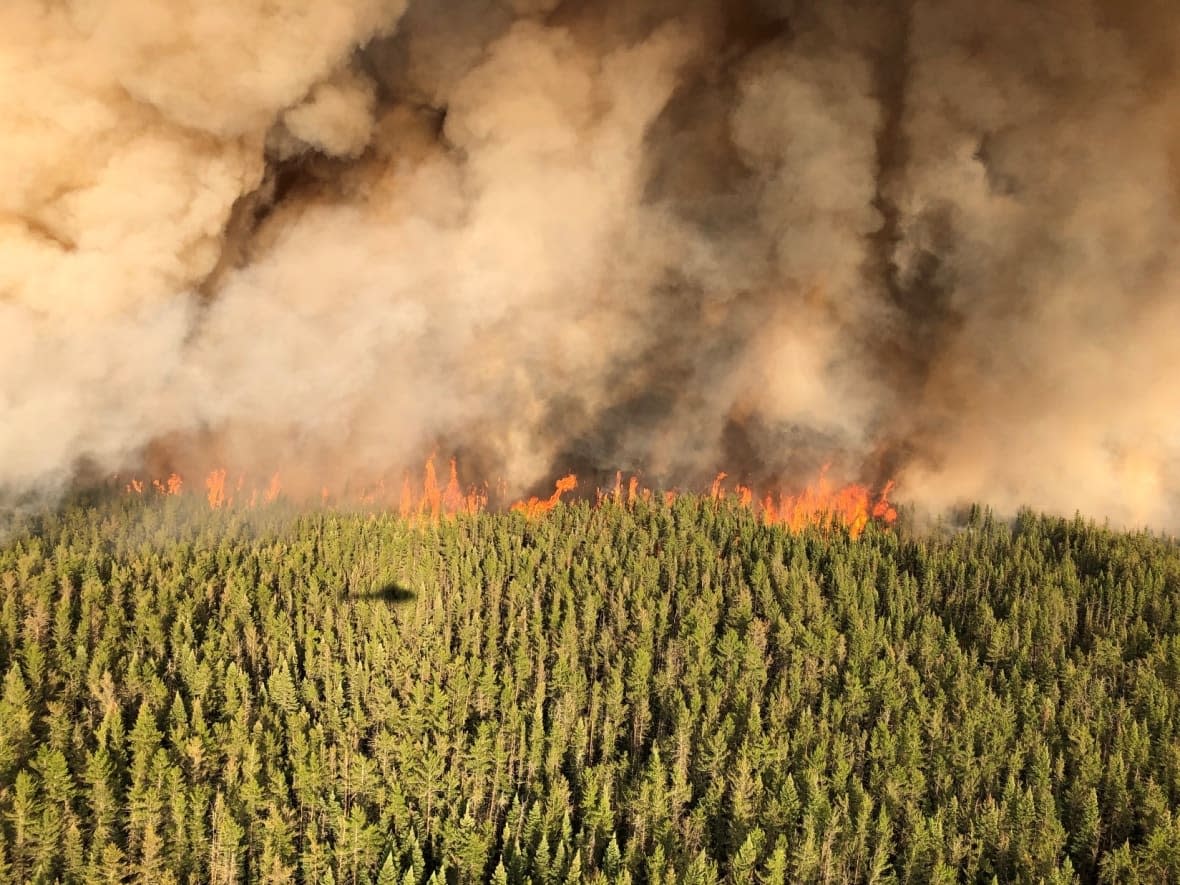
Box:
[1, 495, 1179, 884]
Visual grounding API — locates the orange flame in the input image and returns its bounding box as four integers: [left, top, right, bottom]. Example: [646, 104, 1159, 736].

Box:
[118, 456, 896, 538]
[511, 474, 578, 519]
[610, 467, 895, 539]
[719, 466, 896, 539]
[443, 458, 464, 513]
[385, 455, 488, 520]
[710, 472, 728, 500]
[422, 456, 440, 517]
[206, 469, 227, 510]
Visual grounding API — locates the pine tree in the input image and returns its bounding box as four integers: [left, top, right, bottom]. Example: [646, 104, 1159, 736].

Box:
[377, 853, 400, 885]
[682, 849, 719, 885]
[0, 664, 33, 780]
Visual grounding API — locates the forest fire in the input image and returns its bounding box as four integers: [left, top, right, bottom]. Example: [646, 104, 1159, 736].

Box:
[511, 474, 578, 519]
[118, 455, 897, 536]
[705, 468, 896, 538]
[396, 457, 488, 518]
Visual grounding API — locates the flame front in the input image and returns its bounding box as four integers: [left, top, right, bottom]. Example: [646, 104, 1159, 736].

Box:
[747, 466, 897, 539]
[116, 457, 897, 537]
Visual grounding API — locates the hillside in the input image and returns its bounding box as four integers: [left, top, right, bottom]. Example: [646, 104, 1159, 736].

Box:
[1, 497, 1179, 883]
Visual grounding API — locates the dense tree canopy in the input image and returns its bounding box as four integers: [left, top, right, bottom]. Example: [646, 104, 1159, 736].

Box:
[0, 495, 1178, 883]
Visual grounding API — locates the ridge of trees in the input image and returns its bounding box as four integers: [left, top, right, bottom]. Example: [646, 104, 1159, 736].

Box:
[0, 495, 1178, 883]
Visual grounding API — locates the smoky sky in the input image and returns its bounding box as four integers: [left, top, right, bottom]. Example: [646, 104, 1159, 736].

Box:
[2, 0, 1178, 526]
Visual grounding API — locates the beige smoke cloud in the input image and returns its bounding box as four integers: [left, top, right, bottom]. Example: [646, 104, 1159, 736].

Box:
[0, 0, 403, 492]
[892, 0, 1180, 527]
[1, 0, 1177, 528]
[184, 19, 695, 493]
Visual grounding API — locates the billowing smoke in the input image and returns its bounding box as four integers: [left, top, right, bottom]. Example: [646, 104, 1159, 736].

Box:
[2, 0, 1178, 527]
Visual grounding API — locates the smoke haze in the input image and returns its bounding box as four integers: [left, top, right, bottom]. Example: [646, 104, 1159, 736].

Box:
[2, 0, 1178, 526]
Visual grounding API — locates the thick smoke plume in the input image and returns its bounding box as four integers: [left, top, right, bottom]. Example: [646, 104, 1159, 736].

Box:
[2, 0, 1178, 526]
